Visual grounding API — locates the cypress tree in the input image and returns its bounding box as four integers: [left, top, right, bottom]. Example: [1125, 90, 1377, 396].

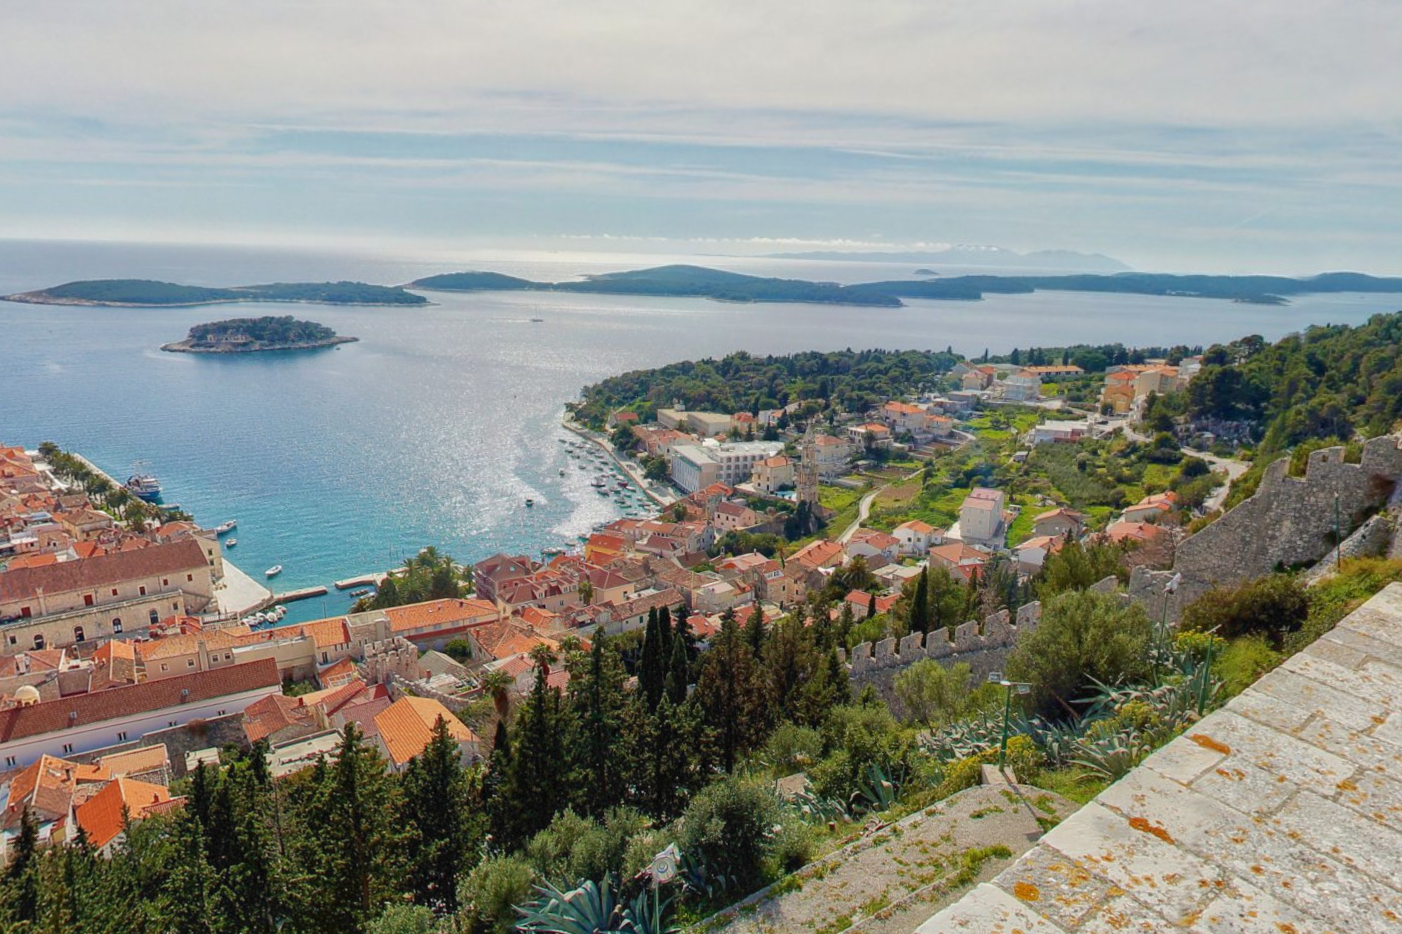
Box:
[640, 609, 665, 709]
[402, 716, 471, 913]
[867, 594, 877, 620]
[568, 635, 627, 817]
[744, 604, 766, 656]
[910, 568, 930, 634]
[3, 807, 40, 924]
[658, 604, 674, 664]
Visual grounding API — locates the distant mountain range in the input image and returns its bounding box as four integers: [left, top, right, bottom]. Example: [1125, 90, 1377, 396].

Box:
[767, 246, 1131, 273]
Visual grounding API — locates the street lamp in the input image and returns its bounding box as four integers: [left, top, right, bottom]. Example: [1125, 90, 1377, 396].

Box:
[987, 672, 1032, 772]
[650, 844, 681, 928]
[1154, 572, 1182, 686]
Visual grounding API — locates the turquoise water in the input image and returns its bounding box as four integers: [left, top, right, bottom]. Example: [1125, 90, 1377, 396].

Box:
[2, 240, 1398, 624]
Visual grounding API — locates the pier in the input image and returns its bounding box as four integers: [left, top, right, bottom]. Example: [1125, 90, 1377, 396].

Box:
[271, 585, 330, 604]
[334, 572, 387, 590]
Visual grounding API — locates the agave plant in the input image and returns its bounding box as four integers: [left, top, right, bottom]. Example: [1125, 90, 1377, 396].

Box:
[517, 877, 677, 934]
[1071, 729, 1156, 780]
[920, 711, 1006, 763]
[788, 789, 851, 824]
[850, 762, 903, 814]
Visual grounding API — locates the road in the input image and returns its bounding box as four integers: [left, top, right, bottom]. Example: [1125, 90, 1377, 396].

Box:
[837, 466, 926, 543]
[1118, 424, 1248, 512]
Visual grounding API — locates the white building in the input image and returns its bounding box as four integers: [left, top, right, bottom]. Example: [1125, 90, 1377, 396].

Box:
[670, 441, 784, 494]
[958, 487, 1006, 545]
[999, 370, 1042, 402]
[1030, 420, 1090, 445]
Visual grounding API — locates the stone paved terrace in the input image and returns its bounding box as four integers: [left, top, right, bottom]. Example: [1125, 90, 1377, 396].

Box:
[918, 582, 1402, 934]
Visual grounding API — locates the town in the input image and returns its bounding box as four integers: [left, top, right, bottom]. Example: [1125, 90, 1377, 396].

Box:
[4, 327, 1402, 934]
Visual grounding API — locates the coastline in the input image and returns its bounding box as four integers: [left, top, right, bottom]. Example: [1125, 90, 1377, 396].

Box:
[561, 414, 677, 508]
[3, 292, 431, 309]
[160, 336, 359, 354]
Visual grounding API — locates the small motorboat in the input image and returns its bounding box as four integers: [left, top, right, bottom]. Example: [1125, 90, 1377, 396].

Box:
[214, 520, 237, 534]
[531, 317, 545, 323]
[350, 588, 371, 598]
[525, 498, 535, 507]
[225, 538, 237, 548]
[264, 565, 283, 578]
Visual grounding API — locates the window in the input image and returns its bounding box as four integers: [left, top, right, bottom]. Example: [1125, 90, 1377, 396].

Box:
[116, 731, 127, 742]
[73, 626, 85, 643]
[187, 574, 194, 582]
[33, 634, 44, 650]
[139, 585, 147, 596]
[223, 653, 231, 661]
[217, 710, 226, 717]
[62, 743, 74, 754]
[161, 663, 168, 672]
[111, 588, 118, 596]
[168, 721, 177, 727]
[187, 659, 195, 667]
[84, 594, 94, 607]
[3, 756, 15, 768]
[162, 578, 169, 586]
[19, 606, 31, 619]
[149, 609, 159, 625]
[321, 652, 328, 664]
[112, 618, 123, 634]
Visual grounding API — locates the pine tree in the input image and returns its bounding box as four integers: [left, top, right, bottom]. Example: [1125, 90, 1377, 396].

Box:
[402, 717, 472, 913]
[664, 627, 690, 706]
[624, 696, 702, 822]
[484, 720, 515, 845]
[694, 610, 769, 771]
[837, 601, 855, 645]
[504, 666, 571, 846]
[658, 604, 674, 665]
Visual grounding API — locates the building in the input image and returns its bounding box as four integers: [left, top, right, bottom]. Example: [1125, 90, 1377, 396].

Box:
[1033, 507, 1086, 540]
[846, 423, 893, 451]
[961, 366, 997, 391]
[656, 408, 732, 437]
[373, 695, 479, 773]
[0, 658, 281, 771]
[711, 500, 760, 533]
[1022, 365, 1085, 381]
[472, 554, 536, 603]
[1030, 420, 1090, 445]
[0, 538, 215, 638]
[669, 441, 783, 494]
[1122, 491, 1179, 524]
[999, 370, 1042, 402]
[928, 542, 991, 582]
[1013, 535, 1065, 574]
[750, 455, 795, 495]
[1100, 371, 1138, 414]
[75, 776, 181, 855]
[893, 519, 941, 555]
[810, 434, 853, 479]
[958, 487, 1007, 545]
[845, 528, 901, 562]
[790, 539, 845, 572]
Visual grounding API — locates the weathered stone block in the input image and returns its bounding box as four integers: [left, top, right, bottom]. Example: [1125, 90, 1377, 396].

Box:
[953, 620, 980, 651]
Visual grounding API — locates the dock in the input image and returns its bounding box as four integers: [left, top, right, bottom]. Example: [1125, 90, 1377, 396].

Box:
[334, 572, 387, 590]
[272, 585, 330, 604]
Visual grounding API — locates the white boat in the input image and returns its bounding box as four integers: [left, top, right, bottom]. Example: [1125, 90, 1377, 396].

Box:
[225, 538, 237, 548]
[214, 520, 237, 534]
[264, 565, 283, 578]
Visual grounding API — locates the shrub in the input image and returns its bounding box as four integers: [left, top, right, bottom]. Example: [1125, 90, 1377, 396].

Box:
[677, 777, 782, 894]
[1214, 635, 1283, 697]
[1006, 590, 1153, 719]
[366, 905, 440, 934]
[1181, 574, 1308, 647]
[458, 855, 536, 934]
[762, 723, 823, 777]
[768, 819, 816, 875]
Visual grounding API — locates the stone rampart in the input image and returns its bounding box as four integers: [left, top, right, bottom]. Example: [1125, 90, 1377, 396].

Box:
[847, 598, 1049, 684]
[1133, 436, 1402, 620]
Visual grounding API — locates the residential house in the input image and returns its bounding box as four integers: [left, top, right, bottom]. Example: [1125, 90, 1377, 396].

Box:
[789, 539, 845, 573]
[373, 696, 479, 773]
[750, 455, 795, 494]
[957, 487, 1006, 545]
[472, 554, 537, 603]
[843, 590, 899, 618]
[75, 776, 181, 855]
[810, 434, 854, 478]
[893, 519, 941, 555]
[1013, 535, 1065, 574]
[1100, 371, 1138, 414]
[845, 528, 901, 563]
[1033, 507, 1086, 540]
[711, 500, 760, 533]
[1122, 491, 1179, 524]
[846, 423, 893, 451]
[961, 366, 997, 391]
[928, 541, 991, 582]
[999, 370, 1042, 402]
[1030, 420, 1090, 445]
[1023, 365, 1085, 381]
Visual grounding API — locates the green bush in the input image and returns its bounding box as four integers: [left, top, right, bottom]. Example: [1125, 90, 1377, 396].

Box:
[1006, 590, 1153, 719]
[1181, 574, 1308, 647]
[524, 808, 648, 888]
[762, 723, 823, 777]
[366, 905, 440, 934]
[458, 855, 536, 934]
[1214, 635, 1284, 697]
[677, 777, 782, 893]
[768, 819, 817, 875]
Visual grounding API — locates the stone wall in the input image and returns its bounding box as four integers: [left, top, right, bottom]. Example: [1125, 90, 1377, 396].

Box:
[845, 598, 1046, 688]
[1132, 436, 1402, 621]
[360, 636, 419, 684]
[384, 671, 474, 714]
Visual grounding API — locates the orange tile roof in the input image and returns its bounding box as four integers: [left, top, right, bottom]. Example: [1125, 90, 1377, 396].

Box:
[384, 598, 498, 635]
[242, 694, 312, 743]
[138, 627, 243, 661]
[896, 520, 935, 534]
[5, 755, 111, 825]
[373, 696, 477, 767]
[791, 539, 844, 568]
[96, 744, 169, 778]
[0, 538, 207, 604]
[4, 553, 59, 570]
[317, 656, 360, 689]
[76, 777, 175, 849]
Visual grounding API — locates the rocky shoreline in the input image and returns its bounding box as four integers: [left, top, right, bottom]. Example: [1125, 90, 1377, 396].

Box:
[160, 336, 359, 353]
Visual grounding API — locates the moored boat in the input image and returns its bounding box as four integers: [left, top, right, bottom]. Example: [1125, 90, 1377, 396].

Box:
[214, 520, 237, 534]
[225, 538, 237, 548]
[264, 565, 283, 578]
[125, 473, 162, 502]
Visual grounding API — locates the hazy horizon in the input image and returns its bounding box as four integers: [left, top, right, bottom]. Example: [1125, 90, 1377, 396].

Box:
[4, 2, 1400, 275]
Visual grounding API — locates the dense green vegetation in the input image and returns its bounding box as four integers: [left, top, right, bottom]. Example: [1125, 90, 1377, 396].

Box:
[575, 348, 958, 427]
[352, 547, 471, 612]
[1183, 312, 1402, 449]
[178, 316, 348, 348]
[12, 279, 427, 306]
[33, 441, 191, 529]
[415, 264, 903, 307]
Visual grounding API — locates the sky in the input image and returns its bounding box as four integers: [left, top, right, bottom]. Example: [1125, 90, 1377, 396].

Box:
[2, 1, 1400, 273]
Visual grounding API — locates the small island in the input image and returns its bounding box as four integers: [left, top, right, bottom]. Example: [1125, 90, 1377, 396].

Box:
[6, 278, 428, 307]
[160, 316, 358, 354]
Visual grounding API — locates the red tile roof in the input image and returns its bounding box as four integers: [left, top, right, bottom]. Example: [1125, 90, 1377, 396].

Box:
[76, 777, 176, 849]
[0, 538, 208, 603]
[374, 696, 477, 767]
[0, 659, 280, 745]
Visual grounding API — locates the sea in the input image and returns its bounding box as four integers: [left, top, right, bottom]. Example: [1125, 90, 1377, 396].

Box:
[2, 238, 1398, 625]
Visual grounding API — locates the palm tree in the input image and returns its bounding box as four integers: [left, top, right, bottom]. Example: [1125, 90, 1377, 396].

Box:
[528, 643, 558, 680]
[480, 670, 514, 723]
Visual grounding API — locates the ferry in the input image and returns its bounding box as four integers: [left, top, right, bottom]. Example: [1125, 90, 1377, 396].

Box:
[214, 520, 237, 534]
[225, 538, 237, 548]
[125, 473, 162, 502]
[264, 565, 283, 578]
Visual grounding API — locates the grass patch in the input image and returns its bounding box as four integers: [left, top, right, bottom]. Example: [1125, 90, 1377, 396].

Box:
[1033, 767, 1111, 805]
